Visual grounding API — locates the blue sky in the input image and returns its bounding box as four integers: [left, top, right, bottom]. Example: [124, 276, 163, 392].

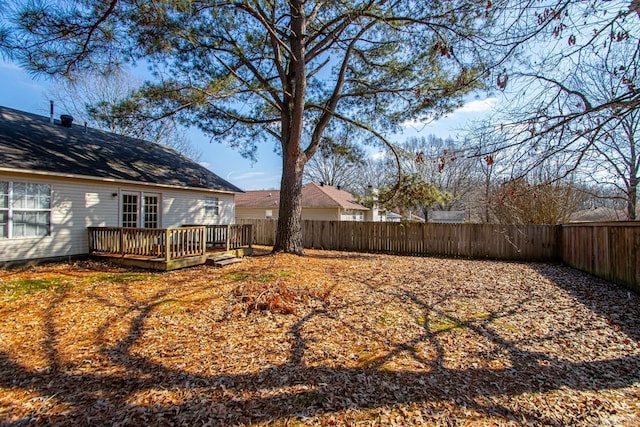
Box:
[0, 59, 496, 191]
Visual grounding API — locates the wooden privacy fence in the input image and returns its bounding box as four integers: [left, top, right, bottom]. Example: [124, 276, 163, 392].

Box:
[236, 219, 561, 261]
[238, 219, 640, 292]
[562, 222, 640, 293]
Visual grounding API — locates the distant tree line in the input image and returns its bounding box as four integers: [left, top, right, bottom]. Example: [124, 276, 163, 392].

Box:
[304, 132, 632, 224]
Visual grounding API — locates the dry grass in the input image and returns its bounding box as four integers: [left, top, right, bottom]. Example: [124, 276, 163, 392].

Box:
[0, 246, 639, 426]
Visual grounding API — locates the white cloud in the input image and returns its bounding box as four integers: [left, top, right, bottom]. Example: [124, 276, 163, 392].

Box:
[226, 171, 267, 181]
[369, 151, 387, 161]
[0, 61, 21, 72]
[400, 97, 498, 129]
[225, 170, 281, 190]
[455, 97, 498, 113]
[400, 112, 437, 129]
[400, 117, 432, 129]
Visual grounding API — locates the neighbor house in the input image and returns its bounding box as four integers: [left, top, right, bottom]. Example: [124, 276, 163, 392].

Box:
[427, 210, 465, 224]
[0, 105, 243, 265]
[385, 212, 402, 222]
[236, 182, 372, 221]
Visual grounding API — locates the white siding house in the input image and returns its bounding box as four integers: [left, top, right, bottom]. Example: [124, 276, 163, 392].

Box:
[0, 106, 242, 265]
[235, 183, 370, 222]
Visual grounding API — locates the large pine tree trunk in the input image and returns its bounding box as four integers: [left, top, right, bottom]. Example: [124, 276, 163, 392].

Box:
[274, 145, 306, 254]
[273, 0, 308, 254]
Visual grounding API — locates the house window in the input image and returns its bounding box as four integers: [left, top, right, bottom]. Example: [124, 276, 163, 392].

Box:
[121, 192, 160, 228]
[265, 209, 273, 219]
[341, 209, 364, 222]
[122, 194, 139, 228]
[144, 195, 159, 228]
[204, 197, 219, 216]
[0, 181, 51, 238]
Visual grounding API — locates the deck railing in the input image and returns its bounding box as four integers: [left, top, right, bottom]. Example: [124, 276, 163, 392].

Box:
[183, 224, 253, 250]
[88, 224, 252, 261]
[88, 226, 205, 261]
[169, 227, 206, 260]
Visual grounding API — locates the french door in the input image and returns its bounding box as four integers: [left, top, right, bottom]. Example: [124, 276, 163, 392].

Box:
[121, 192, 160, 228]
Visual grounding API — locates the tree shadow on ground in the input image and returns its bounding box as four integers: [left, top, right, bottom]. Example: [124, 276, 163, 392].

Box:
[1, 260, 639, 426]
[531, 263, 640, 343]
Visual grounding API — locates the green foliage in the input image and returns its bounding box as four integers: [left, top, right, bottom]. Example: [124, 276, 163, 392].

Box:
[394, 135, 478, 215]
[0, 278, 68, 296]
[93, 272, 148, 284]
[376, 310, 399, 327]
[0, 271, 161, 300]
[417, 314, 464, 333]
[379, 173, 452, 216]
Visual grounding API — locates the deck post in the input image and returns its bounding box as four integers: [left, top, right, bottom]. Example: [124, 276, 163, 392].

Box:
[119, 228, 124, 255]
[165, 229, 171, 263]
[226, 224, 231, 252]
[201, 226, 206, 256]
[88, 228, 93, 254]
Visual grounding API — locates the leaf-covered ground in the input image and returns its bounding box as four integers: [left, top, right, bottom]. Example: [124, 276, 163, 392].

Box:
[1, 246, 639, 426]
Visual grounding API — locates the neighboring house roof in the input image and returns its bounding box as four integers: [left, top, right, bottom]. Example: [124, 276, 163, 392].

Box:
[236, 189, 282, 208]
[428, 210, 465, 223]
[0, 105, 242, 193]
[386, 212, 402, 220]
[406, 214, 425, 223]
[570, 207, 627, 222]
[236, 182, 368, 210]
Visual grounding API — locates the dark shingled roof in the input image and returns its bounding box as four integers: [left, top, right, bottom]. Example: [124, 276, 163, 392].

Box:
[0, 106, 243, 193]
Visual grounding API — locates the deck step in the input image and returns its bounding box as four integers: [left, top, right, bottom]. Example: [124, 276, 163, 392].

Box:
[210, 253, 235, 261]
[214, 257, 242, 267]
[207, 253, 242, 267]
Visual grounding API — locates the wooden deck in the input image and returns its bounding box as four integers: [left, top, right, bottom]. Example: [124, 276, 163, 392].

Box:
[88, 225, 253, 271]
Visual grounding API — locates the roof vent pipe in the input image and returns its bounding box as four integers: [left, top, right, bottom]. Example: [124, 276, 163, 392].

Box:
[60, 114, 73, 128]
[320, 182, 324, 186]
[49, 101, 54, 124]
